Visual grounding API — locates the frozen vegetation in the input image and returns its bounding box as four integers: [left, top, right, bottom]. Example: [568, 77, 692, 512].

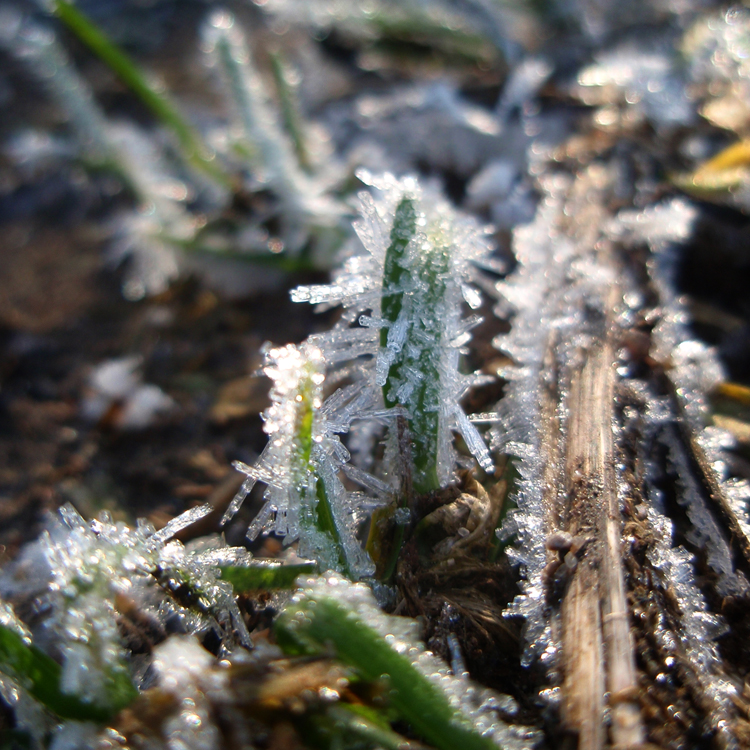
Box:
[2, 0, 750, 749]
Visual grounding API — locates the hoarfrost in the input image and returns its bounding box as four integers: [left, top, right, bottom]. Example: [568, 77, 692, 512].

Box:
[152, 636, 226, 750]
[202, 9, 342, 254]
[0, 503, 256, 716]
[228, 341, 375, 578]
[291, 573, 542, 749]
[292, 172, 497, 490]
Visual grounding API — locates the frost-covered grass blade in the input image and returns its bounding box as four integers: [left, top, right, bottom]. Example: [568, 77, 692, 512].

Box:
[275, 574, 504, 750]
[0, 621, 136, 722]
[52, 0, 230, 188]
[219, 562, 317, 590]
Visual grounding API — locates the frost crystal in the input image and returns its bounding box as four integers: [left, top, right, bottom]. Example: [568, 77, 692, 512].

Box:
[0, 503, 253, 715]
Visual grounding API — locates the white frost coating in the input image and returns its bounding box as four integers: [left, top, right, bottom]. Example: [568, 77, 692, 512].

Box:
[0, 598, 32, 645]
[48, 722, 100, 750]
[292, 171, 497, 489]
[0, 673, 51, 749]
[0, 10, 112, 164]
[291, 573, 541, 749]
[490, 173, 581, 669]
[644, 494, 740, 743]
[612, 198, 750, 561]
[201, 9, 340, 253]
[228, 342, 375, 578]
[202, 10, 303, 210]
[575, 40, 694, 127]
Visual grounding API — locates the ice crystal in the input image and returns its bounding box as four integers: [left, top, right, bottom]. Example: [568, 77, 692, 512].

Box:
[337, 83, 507, 178]
[151, 636, 227, 750]
[293, 171, 495, 493]
[575, 38, 694, 128]
[611, 198, 750, 578]
[643, 488, 740, 746]
[81, 355, 175, 430]
[256, 0, 526, 62]
[490, 172, 583, 667]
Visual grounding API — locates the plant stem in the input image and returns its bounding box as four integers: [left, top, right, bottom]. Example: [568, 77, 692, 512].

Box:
[52, 0, 231, 188]
[292, 358, 351, 576]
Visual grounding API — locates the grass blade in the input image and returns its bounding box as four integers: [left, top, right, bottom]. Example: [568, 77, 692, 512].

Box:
[52, 0, 231, 188]
[0, 623, 136, 722]
[219, 562, 317, 591]
[275, 584, 498, 750]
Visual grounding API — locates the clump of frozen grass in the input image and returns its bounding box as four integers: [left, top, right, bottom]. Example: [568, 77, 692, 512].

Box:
[202, 11, 308, 229]
[227, 174, 496, 579]
[201, 8, 346, 258]
[0, 502, 253, 717]
[294, 171, 495, 494]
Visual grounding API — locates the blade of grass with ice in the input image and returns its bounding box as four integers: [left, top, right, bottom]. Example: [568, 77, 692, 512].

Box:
[219, 562, 317, 591]
[275, 576, 497, 750]
[381, 194, 450, 494]
[52, 0, 230, 188]
[0, 622, 136, 722]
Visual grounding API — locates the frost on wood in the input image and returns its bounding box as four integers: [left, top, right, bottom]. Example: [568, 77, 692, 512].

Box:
[490, 143, 750, 745]
[293, 171, 495, 494]
[491, 161, 649, 748]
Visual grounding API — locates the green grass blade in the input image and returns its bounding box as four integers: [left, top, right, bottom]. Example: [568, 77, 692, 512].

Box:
[275, 595, 497, 750]
[219, 563, 317, 590]
[380, 196, 417, 356]
[0, 623, 136, 721]
[381, 195, 449, 494]
[288, 356, 352, 576]
[269, 50, 311, 172]
[52, 0, 231, 188]
[315, 704, 424, 750]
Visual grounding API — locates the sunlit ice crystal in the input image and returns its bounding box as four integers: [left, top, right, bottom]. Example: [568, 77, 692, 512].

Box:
[228, 341, 374, 578]
[292, 171, 496, 494]
[0, 507, 151, 710]
[151, 636, 227, 750]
